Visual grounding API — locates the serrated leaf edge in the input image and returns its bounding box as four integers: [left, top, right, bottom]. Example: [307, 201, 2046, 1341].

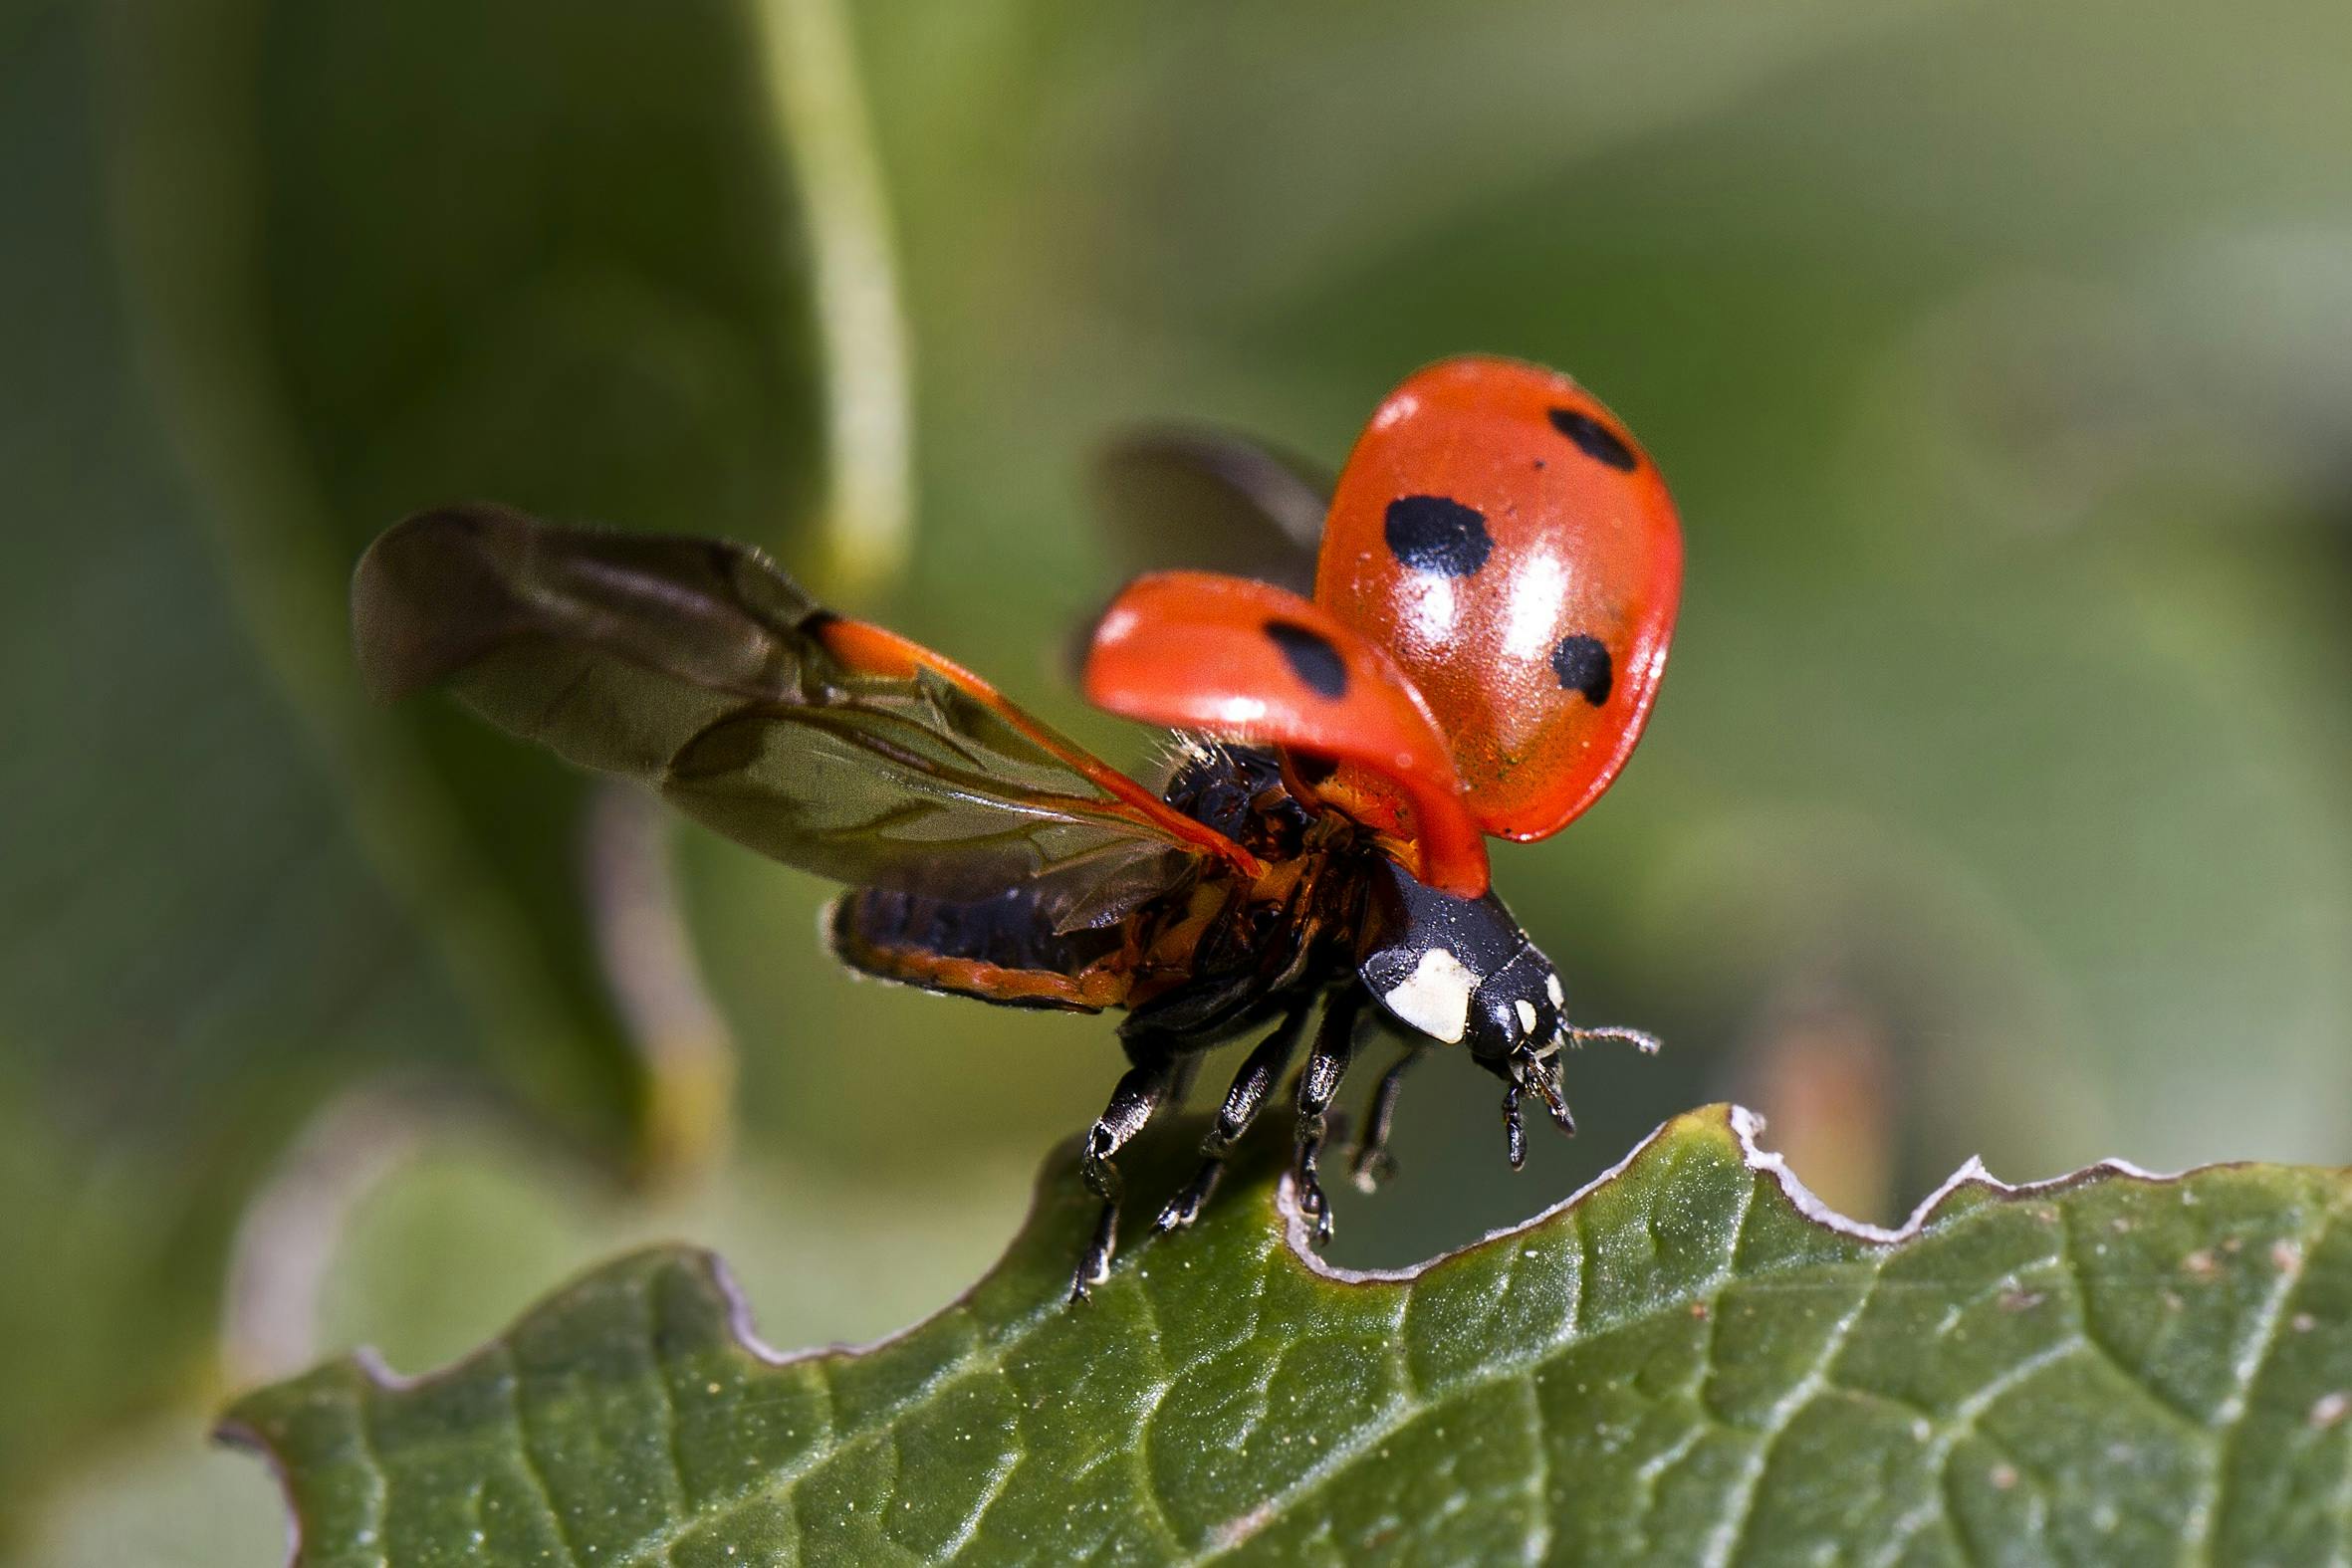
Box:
[215, 1099, 2259, 1568]
[1277, 1102, 2191, 1287]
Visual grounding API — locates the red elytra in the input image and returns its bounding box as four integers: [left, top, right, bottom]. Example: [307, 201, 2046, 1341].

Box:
[1084, 571, 1490, 897]
[1084, 353, 1682, 887]
[1316, 355, 1682, 842]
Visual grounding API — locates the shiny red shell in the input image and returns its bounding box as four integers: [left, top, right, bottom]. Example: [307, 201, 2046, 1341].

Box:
[1315, 356, 1683, 842]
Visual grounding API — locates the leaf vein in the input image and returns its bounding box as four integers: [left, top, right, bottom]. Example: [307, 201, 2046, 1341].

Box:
[495, 1344, 587, 1568]
[1518, 1376, 1552, 1566]
[1867, 1335, 2087, 1568]
[1698, 1246, 1883, 1568]
[637, 1274, 695, 1524]
[1124, 1263, 1189, 1555]
[2184, 1201, 2336, 1565]
[350, 1372, 393, 1568]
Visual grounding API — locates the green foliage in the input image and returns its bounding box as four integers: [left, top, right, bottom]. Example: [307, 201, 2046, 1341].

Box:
[228, 1106, 2352, 1565]
[0, 0, 860, 1528]
[107, 0, 837, 1164]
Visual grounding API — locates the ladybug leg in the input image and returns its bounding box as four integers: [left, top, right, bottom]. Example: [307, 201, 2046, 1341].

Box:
[1291, 988, 1366, 1249]
[1347, 1044, 1425, 1194]
[1523, 1048, 1577, 1137]
[1156, 999, 1313, 1233]
[1071, 1036, 1193, 1303]
[1496, 1045, 1576, 1172]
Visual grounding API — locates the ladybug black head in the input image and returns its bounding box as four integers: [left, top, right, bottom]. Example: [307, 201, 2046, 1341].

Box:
[1356, 862, 1566, 1062]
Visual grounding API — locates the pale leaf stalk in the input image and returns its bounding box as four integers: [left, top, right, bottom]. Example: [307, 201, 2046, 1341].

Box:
[753, 0, 914, 592]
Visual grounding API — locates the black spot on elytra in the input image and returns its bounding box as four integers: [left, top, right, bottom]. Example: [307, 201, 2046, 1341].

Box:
[1383, 495, 1492, 576]
[1551, 635, 1613, 705]
[1267, 620, 1348, 699]
[1547, 407, 1638, 472]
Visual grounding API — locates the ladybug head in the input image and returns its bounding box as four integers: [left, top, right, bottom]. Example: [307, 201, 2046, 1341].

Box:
[1464, 945, 1569, 1063]
[1357, 861, 1567, 1064]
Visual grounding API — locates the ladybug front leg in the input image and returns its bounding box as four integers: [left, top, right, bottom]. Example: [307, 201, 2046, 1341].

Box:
[1291, 987, 1366, 1249]
[1156, 999, 1314, 1233]
[1071, 1037, 1196, 1303]
[1498, 1045, 1577, 1172]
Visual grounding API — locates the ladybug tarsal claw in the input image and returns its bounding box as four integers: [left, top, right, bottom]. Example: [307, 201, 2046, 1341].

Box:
[1289, 1167, 1336, 1248]
[1155, 1160, 1221, 1232]
[1070, 1204, 1117, 1304]
[1502, 1082, 1528, 1171]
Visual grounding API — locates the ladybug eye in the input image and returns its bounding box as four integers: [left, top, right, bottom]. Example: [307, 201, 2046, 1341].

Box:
[1263, 619, 1348, 699]
[1545, 406, 1638, 472]
[1550, 634, 1613, 705]
[1382, 495, 1492, 577]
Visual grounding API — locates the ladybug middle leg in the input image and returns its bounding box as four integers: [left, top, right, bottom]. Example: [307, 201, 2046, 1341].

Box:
[1154, 997, 1315, 1234]
[1291, 987, 1367, 1249]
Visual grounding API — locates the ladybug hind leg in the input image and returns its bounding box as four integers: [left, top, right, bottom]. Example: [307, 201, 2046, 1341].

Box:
[1071, 1035, 1200, 1303]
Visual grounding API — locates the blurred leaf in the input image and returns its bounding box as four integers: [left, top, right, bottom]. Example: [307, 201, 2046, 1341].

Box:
[0, 0, 904, 1529]
[1196, 30, 2352, 1182]
[0, 4, 480, 1530]
[302, 1123, 1033, 1396]
[27, 1421, 284, 1568]
[228, 1105, 2352, 1564]
[103, 0, 867, 1168]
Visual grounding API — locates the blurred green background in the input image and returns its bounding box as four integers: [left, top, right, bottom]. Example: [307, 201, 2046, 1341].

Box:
[9, 0, 2352, 1558]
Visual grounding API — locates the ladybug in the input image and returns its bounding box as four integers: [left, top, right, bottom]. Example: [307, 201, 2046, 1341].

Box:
[353, 355, 1683, 1300]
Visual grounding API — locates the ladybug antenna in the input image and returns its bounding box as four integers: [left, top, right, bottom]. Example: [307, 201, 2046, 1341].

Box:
[1568, 1024, 1663, 1056]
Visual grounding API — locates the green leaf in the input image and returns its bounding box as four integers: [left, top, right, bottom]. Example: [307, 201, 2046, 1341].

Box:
[224, 1106, 2352, 1565]
[102, 0, 910, 1170]
[0, 0, 906, 1522]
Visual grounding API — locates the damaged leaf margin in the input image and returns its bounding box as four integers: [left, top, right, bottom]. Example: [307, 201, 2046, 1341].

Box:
[220, 1104, 2352, 1566]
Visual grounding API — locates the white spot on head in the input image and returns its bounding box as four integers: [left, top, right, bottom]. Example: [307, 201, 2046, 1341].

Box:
[1545, 972, 1563, 1007]
[1515, 999, 1538, 1035]
[1381, 948, 1477, 1043]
